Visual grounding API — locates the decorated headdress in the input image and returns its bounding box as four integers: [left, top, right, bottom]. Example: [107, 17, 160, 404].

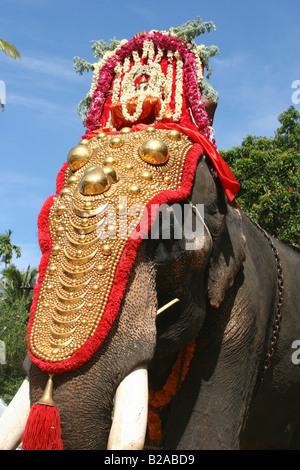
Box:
[74, 18, 220, 143]
[22, 19, 240, 450]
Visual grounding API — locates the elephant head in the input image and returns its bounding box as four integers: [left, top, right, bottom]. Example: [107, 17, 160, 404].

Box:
[24, 149, 245, 450]
[0, 25, 247, 450]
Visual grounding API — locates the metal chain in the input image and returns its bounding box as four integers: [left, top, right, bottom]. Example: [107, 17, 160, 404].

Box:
[245, 213, 284, 385]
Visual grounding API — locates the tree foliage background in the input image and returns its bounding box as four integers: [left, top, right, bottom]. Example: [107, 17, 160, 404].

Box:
[0, 231, 37, 404]
[220, 106, 299, 251]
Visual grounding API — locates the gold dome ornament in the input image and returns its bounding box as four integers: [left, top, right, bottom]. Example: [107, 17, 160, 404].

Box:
[119, 127, 133, 134]
[55, 204, 66, 216]
[102, 166, 118, 184]
[138, 139, 169, 165]
[168, 129, 181, 141]
[67, 175, 77, 186]
[60, 188, 71, 197]
[116, 202, 127, 216]
[128, 184, 141, 195]
[67, 145, 93, 172]
[79, 166, 110, 196]
[101, 244, 112, 255]
[97, 132, 107, 140]
[109, 136, 123, 148]
[96, 264, 106, 275]
[140, 170, 153, 181]
[51, 245, 60, 256]
[103, 156, 116, 165]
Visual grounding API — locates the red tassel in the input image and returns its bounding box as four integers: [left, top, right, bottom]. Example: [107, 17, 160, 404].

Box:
[22, 403, 63, 450]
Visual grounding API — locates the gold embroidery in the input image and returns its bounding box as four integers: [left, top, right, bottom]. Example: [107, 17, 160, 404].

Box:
[29, 128, 193, 362]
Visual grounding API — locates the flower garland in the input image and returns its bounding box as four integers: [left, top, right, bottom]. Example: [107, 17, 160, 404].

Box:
[84, 32, 213, 142]
[147, 339, 196, 443]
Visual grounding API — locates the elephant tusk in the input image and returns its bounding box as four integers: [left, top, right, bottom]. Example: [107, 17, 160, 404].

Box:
[0, 377, 30, 450]
[107, 366, 148, 450]
[156, 298, 180, 316]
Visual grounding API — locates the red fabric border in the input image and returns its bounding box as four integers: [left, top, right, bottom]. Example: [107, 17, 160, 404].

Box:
[27, 142, 204, 373]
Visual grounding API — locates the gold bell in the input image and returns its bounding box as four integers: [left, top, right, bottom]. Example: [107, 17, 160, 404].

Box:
[38, 373, 56, 407]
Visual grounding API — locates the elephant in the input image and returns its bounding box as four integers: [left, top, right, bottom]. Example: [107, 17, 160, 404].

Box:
[22, 152, 298, 451]
[0, 25, 299, 451]
[2, 149, 298, 450]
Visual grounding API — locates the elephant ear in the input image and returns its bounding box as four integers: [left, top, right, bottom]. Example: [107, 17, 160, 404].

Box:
[206, 202, 246, 309]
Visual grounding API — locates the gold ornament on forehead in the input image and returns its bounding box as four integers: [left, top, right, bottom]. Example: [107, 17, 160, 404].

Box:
[29, 128, 194, 363]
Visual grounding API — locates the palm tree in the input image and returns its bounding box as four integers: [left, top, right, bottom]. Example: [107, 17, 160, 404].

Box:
[0, 39, 20, 60]
[0, 39, 20, 110]
[0, 230, 21, 268]
[0, 264, 38, 310]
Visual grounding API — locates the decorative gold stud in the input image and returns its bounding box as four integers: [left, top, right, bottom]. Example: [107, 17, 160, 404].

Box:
[116, 203, 127, 216]
[101, 244, 112, 256]
[168, 129, 181, 141]
[67, 145, 92, 171]
[128, 184, 141, 195]
[60, 188, 71, 197]
[67, 175, 77, 186]
[96, 265, 106, 275]
[83, 201, 93, 210]
[55, 204, 65, 216]
[81, 218, 89, 227]
[139, 139, 169, 165]
[145, 126, 156, 133]
[102, 165, 118, 184]
[125, 163, 133, 170]
[92, 284, 101, 293]
[119, 127, 133, 134]
[164, 175, 171, 184]
[140, 170, 153, 181]
[97, 132, 107, 139]
[107, 224, 116, 236]
[109, 136, 123, 148]
[51, 245, 60, 255]
[56, 226, 64, 237]
[78, 139, 90, 145]
[103, 156, 116, 165]
[49, 264, 57, 276]
[79, 166, 110, 196]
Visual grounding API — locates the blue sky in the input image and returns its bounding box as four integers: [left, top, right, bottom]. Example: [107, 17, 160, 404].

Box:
[0, 0, 299, 271]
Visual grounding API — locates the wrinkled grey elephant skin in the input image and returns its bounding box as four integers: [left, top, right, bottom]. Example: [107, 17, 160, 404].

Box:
[29, 156, 300, 450]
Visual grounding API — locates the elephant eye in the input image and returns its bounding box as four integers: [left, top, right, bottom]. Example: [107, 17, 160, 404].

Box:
[156, 298, 180, 316]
